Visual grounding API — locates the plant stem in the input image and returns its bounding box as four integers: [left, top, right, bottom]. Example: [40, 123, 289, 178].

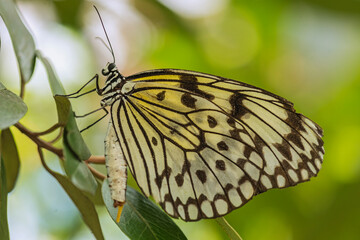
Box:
[33, 123, 61, 136]
[215, 217, 243, 240]
[85, 162, 105, 180]
[85, 156, 105, 164]
[16, 122, 106, 180]
[19, 80, 25, 99]
[15, 122, 63, 158]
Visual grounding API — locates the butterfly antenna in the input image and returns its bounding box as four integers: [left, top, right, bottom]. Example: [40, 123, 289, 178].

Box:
[95, 37, 113, 55]
[93, 5, 116, 63]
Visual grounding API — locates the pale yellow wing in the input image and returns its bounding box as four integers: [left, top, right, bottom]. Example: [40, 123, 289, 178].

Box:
[110, 69, 324, 221]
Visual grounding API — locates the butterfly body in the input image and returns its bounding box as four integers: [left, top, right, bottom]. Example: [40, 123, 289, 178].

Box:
[100, 63, 324, 221]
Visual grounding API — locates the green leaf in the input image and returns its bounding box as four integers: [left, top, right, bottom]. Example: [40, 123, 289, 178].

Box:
[63, 113, 97, 195]
[54, 96, 71, 125]
[37, 50, 96, 194]
[102, 181, 187, 240]
[36, 51, 70, 125]
[43, 161, 104, 240]
[0, 82, 27, 129]
[0, 158, 10, 240]
[0, 0, 36, 83]
[1, 128, 20, 192]
[64, 113, 91, 161]
[83, 180, 104, 206]
[63, 142, 97, 195]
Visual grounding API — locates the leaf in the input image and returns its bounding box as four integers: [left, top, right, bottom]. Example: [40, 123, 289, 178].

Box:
[1, 128, 20, 192]
[41, 156, 104, 240]
[54, 96, 71, 125]
[36, 51, 70, 125]
[36, 50, 96, 194]
[63, 141, 97, 195]
[0, 158, 10, 240]
[63, 112, 97, 195]
[0, 82, 27, 129]
[63, 113, 91, 161]
[0, 0, 36, 83]
[83, 180, 104, 206]
[102, 181, 187, 240]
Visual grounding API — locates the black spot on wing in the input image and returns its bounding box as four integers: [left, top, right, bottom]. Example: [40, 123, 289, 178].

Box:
[196, 170, 207, 183]
[217, 141, 229, 151]
[181, 93, 197, 108]
[152, 137, 158, 146]
[229, 92, 248, 119]
[285, 132, 304, 150]
[207, 115, 217, 128]
[179, 74, 215, 101]
[175, 174, 184, 187]
[274, 142, 292, 159]
[227, 118, 236, 128]
[156, 90, 166, 101]
[285, 112, 306, 132]
[215, 160, 226, 170]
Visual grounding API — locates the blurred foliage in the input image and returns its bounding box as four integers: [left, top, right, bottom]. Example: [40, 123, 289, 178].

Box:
[0, 0, 360, 239]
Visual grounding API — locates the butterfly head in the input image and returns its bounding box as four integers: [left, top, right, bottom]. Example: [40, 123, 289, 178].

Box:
[99, 62, 126, 106]
[102, 62, 117, 76]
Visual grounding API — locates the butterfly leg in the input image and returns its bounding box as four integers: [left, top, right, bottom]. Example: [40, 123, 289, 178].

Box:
[105, 119, 127, 222]
[57, 74, 99, 98]
[79, 108, 109, 133]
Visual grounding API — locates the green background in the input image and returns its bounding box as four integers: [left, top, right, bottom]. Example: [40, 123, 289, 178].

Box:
[1, 0, 359, 239]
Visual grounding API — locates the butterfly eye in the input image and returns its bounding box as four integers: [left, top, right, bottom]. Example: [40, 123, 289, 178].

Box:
[108, 63, 116, 71]
[101, 63, 116, 76]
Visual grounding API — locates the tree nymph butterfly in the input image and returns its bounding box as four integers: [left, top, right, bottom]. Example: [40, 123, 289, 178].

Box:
[71, 6, 324, 222]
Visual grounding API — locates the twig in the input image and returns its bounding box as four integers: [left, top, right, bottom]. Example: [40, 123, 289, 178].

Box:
[215, 217, 243, 240]
[37, 146, 52, 173]
[49, 127, 64, 143]
[16, 123, 107, 182]
[19, 80, 25, 99]
[85, 162, 106, 180]
[33, 123, 61, 136]
[86, 156, 105, 164]
[15, 122, 63, 158]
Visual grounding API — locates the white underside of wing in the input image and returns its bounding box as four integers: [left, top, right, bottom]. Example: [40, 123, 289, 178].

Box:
[107, 70, 324, 221]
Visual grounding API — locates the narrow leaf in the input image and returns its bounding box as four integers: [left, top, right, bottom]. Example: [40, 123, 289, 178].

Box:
[36, 51, 70, 125]
[0, 158, 10, 240]
[63, 113, 91, 161]
[0, 82, 27, 129]
[41, 155, 104, 240]
[1, 128, 20, 192]
[0, 0, 36, 82]
[63, 138, 97, 195]
[37, 51, 96, 194]
[102, 181, 187, 240]
[62, 112, 97, 194]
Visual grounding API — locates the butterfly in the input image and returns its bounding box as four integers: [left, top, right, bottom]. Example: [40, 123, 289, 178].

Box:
[83, 7, 324, 222]
[97, 63, 325, 222]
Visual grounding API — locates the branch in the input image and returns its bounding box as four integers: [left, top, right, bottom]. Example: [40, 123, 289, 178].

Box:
[85, 162, 106, 180]
[19, 79, 25, 99]
[86, 156, 105, 164]
[15, 122, 63, 158]
[33, 123, 61, 136]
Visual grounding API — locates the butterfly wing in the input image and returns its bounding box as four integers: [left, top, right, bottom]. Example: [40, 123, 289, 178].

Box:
[110, 69, 324, 221]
